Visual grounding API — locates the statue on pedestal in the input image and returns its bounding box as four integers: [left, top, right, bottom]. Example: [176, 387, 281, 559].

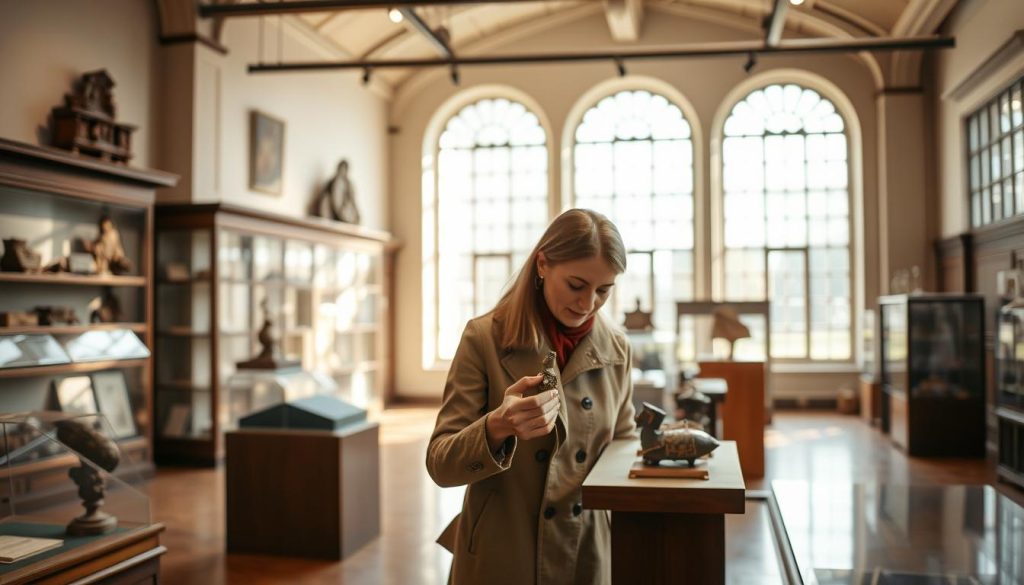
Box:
[56, 419, 120, 536]
[310, 159, 361, 225]
[635, 402, 719, 467]
[711, 305, 750, 360]
[236, 298, 300, 370]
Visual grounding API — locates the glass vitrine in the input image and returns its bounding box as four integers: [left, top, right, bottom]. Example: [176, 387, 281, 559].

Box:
[995, 303, 1024, 489]
[879, 294, 985, 456]
[155, 205, 391, 464]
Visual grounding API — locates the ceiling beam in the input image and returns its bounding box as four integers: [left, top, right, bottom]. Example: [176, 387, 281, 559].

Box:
[605, 0, 643, 43]
[399, 7, 454, 58]
[247, 35, 955, 72]
[764, 0, 789, 47]
[199, 0, 548, 18]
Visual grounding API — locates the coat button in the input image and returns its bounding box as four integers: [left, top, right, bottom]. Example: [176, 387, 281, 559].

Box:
[467, 461, 484, 472]
[535, 449, 549, 463]
[544, 506, 556, 519]
[572, 503, 583, 517]
[581, 397, 593, 410]
[575, 449, 586, 463]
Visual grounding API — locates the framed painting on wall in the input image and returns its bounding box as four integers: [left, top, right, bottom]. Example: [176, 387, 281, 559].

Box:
[53, 376, 98, 416]
[249, 110, 285, 195]
[91, 370, 137, 439]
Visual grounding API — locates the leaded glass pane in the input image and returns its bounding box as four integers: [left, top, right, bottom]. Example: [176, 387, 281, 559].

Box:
[435, 98, 549, 359]
[574, 90, 695, 325]
[722, 84, 851, 361]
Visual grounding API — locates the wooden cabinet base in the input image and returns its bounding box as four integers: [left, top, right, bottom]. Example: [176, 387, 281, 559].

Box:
[225, 423, 380, 560]
[612, 512, 724, 585]
[698, 361, 765, 479]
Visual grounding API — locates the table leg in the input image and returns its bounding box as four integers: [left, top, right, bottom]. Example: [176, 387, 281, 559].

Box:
[611, 511, 725, 585]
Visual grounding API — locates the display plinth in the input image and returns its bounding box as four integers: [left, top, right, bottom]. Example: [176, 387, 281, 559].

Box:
[225, 422, 380, 560]
[698, 361, 765, 478]
[582, 440, 745, 585]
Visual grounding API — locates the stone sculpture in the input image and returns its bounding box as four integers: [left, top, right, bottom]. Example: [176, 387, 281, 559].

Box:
[310, 159, 360, 224]
[88, 215, 132, 275]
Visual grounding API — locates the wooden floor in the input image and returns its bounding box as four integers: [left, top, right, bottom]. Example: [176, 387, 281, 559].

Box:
[149, 409, 1022, 584]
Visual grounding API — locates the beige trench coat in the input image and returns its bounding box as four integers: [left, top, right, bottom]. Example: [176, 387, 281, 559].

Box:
[426, 313, 636, 585]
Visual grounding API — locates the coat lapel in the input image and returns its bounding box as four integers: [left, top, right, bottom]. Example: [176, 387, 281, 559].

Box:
[559, 317, 626, 386]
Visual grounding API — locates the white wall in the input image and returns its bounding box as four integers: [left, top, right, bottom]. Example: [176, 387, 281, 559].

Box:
[0, 0, 160, 167]
[173, 17, 390, 230]
[389, 10, 881, 398]
[934, 0, 1024, 237]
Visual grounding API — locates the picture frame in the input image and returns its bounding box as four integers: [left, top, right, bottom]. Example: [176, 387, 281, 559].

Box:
[249, 110, 285, 195]
[90, 370, 137, 439]
[52, 376, 98, 416]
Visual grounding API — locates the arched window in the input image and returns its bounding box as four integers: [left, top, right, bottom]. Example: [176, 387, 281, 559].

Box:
[433, 98, 548, 360]
[722, 83, 851, 360]
[573, 89, 695, 332]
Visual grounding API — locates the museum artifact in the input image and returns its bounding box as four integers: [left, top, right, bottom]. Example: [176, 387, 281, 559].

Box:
[635, 402, 719, 467]
[49, 69, 136, 163]
[674, 379, 712, 434]
[539, 351, 558, 393]
[236, 298, 300, 370]
[162, 262, 190, 282]
[34, 305, 80, 326]
[55, 418, 121, 535]
[1, 238, 42, 272]
[88, 215, 132, 275]
[0, 311, 39, 327]
[622, 298, 653, 331]
[310, 159, 360, 224]
[711, 305, 750, 360]
[89, 288, 121, 323]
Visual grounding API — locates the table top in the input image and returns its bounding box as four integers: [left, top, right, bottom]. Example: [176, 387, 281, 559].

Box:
[693, 377, 727, 397]
[772, 480, 1024, 585]
[582, 439, 745, 515]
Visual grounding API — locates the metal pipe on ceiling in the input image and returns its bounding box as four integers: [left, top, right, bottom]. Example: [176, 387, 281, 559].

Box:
[199, 0, 543, 18]
[247, 35, 954, 73]
[399, 7, 454, 58]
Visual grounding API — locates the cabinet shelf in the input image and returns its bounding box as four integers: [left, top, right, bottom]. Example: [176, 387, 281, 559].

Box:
[0, 358, 149, 379]
[0, 272, 146, 287]
[157, 381, 211, 393]
[0, 323, 146, 335]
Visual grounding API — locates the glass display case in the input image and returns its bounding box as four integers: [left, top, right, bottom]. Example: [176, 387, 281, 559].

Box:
[0, 411, 162, 582]
[0, 137, 176, 484]
[995, 303, 1024, 490]
[155, 204, 393, 465]
[224, 369, 337, 431]
[879, 294, 986, 456]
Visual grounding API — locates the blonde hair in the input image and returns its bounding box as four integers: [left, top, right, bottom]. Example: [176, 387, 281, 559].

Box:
[492, 208, 626, 350]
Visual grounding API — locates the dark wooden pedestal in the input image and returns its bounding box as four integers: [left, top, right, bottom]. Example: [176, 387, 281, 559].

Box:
[225, 422, 380, 560]
[582, 440, 745, 585]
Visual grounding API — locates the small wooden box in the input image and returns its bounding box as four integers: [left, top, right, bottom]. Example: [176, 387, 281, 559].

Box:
[226, 422, 380, 560]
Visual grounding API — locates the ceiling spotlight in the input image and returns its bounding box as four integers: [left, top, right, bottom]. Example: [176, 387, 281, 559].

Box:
[388, 7, 403, 23]
[615, 58, 627, 78]
[789, 0, 805, 5]
[743, 51, 757, 73]
[362, 67, 372, 86]
[450, 65, 460, 86]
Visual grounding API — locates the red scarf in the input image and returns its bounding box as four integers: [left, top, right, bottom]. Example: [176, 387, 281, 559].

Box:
[539, 299, 595, 370]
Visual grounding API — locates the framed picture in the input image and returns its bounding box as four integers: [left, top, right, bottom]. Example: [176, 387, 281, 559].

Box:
[249, 110, 284, 195]
[91, 370, 137, 439]
[52, 376, 98, 416]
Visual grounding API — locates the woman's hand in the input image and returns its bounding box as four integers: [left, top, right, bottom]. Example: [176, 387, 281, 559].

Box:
[485, 374, 560, 451]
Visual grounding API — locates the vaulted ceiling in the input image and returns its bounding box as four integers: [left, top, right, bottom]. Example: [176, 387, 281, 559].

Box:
[186, 0, 959, 92]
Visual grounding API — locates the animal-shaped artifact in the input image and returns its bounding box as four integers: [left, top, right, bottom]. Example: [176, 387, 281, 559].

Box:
[539, 351, 558, 393]
[635, 402, 719, 467]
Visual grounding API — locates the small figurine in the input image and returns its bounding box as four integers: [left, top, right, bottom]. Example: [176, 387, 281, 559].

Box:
[236, 298, 300, 370]
[0, 238, 42, 272]
[539, 351, 558, 393]
[35, 306, 80, 326]
[310, 159, 360, 224]
[88, 216, 132, 275]
[55, 418, 120, 535]
[635, 402, 719, 467]
[89, 288, 121, 323]
[674, 380, 712, 434]
[622, 298, 653, 331]
[711, 305, 750, 360]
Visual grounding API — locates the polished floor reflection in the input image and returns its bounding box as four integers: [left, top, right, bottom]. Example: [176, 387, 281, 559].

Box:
[775, 482, 1024, 584]
[150, 410, 1017, 584]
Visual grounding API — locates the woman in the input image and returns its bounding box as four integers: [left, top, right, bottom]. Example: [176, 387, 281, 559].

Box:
[426, 208, 636, 585]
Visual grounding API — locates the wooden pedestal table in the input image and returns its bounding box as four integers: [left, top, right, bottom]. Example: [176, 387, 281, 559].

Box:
[698, 361, 765, 479]
[582, 440, 745, 585]
[225, 422, 380, 560]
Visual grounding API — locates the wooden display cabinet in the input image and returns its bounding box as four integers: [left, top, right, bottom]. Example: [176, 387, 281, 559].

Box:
[995, 303, 1024, 490]
[0, 137, 176, 488]
[879, 294, 986, 457]
[154, 204, 394, 465]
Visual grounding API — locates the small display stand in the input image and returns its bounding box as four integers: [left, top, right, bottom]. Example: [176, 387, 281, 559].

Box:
[582, 440, 745, 585]
[225, 396, 380, 560]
